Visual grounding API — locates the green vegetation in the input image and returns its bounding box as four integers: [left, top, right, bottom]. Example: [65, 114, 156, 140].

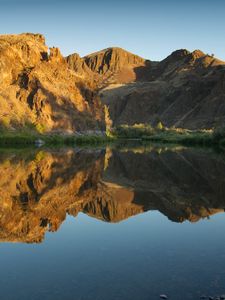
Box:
[0, 132, 37, 146]
[1, 123, 225, 148]
[142, 129, 214, 146]
[112, 124, 154, 138]
[156, 121, 164, 130]
[35, 123, 47, 134]
[112, 124, 225, 147]
[0, 130, 115, 147]
[1, 116, 11, 128]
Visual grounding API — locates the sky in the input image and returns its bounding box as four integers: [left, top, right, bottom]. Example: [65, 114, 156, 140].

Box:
[0, 0, 225, 61]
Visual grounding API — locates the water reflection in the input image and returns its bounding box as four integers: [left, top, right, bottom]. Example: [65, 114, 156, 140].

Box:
[0, 146, 225, 243]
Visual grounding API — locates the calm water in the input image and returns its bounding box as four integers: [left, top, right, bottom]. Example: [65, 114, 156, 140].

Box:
[0, 145, 225, 300]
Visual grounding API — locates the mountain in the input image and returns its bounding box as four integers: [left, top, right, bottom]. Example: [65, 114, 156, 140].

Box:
[0, 33, 104, 133]
[100, 49, 225, 129]
[1, 32, 225, 132]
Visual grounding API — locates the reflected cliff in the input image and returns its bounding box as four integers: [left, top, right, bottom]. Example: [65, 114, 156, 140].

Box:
[0, 146, 225, 243]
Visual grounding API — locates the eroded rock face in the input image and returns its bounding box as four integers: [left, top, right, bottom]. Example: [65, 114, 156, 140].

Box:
[67, 47, 151, 86]
[0, 147, 225, 243]
[99, 49, 225, 129]
[0, 33, 105, 132]
[66, 53, 96, 79]
[84, 47, 146, 74]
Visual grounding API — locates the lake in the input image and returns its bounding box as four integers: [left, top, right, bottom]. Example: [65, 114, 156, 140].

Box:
[0, 145, 225, 300]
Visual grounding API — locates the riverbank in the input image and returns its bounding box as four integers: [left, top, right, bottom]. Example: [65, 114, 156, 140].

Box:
[112, 125, 225, 147]
[1, 125, 225, 148]
[0, 131, 115, 147]
[142, 130, 215, 146]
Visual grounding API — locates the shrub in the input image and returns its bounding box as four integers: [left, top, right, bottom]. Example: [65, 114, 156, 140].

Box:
[1, 116, 10, 128]
[35, 151, 46, 162]
[156, 121, 164, 130]
[35, 123, 46, 134]
[113, 124, 154, 138]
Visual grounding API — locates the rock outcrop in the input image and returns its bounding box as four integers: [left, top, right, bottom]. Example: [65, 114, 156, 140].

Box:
[0, 33, 105, 132]
[66, 52, 96, 79]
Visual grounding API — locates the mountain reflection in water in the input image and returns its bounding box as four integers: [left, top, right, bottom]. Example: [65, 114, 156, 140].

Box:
[0, 146, 225, 244]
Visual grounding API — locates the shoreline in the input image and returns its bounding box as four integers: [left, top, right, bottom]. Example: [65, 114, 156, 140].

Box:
[0, 132, 115, 147]
[0, 127, 225, 148]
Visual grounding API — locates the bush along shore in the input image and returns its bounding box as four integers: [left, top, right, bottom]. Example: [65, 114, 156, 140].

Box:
[1, 123, 225, 148]
[111, 123, 225, 147]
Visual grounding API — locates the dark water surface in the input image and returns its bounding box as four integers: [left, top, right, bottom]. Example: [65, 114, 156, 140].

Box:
[0, 145, 225, 300]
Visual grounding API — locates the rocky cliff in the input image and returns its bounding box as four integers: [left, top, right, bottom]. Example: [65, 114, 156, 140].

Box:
[0, 33, 104, 133]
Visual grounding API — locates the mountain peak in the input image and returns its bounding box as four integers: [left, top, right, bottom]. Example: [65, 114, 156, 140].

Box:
[83, 47, 146, 75]
[170, 49, 191, 58]
[191, 49, 205, 58]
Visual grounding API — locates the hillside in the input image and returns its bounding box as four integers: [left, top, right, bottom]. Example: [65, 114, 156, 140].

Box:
[99, 49, 225, 129]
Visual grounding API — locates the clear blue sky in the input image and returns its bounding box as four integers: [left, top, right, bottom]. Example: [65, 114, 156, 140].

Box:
[1, 0, 225, 61]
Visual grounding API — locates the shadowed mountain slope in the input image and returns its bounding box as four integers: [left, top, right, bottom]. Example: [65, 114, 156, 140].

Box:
[99, 49, 225, 129]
